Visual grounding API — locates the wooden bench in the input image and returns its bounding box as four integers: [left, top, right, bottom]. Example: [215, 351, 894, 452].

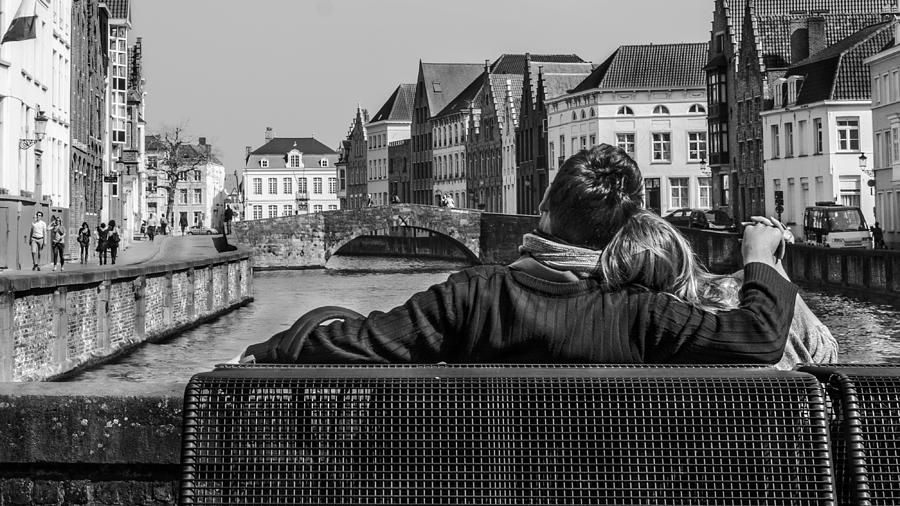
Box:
[178, 365, 836, 505]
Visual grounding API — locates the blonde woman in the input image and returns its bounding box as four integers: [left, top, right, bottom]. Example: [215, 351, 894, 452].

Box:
[599, 210, 837, 369]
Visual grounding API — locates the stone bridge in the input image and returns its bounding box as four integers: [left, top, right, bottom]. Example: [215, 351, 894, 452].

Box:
[231, 204, 539, 268]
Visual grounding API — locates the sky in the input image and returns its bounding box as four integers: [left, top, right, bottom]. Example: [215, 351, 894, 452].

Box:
[131, 0, 714, 173]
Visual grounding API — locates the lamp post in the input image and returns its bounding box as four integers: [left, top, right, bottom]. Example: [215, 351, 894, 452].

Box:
[19, 108, 49, 203]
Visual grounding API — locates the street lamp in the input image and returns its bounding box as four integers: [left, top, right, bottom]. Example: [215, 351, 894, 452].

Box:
[859, 152, 876, 188]
[19, 108, 48, 150]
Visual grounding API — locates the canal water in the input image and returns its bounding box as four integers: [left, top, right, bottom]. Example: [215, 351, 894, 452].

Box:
[64, 256, 900, 383]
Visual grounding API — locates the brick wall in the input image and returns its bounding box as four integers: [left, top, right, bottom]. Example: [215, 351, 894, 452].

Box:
[0, 252, 253, 382]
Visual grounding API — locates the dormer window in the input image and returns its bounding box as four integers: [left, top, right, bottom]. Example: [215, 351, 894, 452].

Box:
[319, 158, 329, 167]
[260, 159, 269, 168]
[617, 106, 634, 116]
[652, 105, 670, 115]
[689, 104, 706, 114]
[287, 150, 303, 168]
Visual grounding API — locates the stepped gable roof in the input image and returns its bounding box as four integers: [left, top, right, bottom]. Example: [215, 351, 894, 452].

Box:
[370, 84, 416, 123]
[433, 73, 485, 119]
[420, 62, 484, 115]
[542, 72, 593, 100]
[721, 0, 887, 69]
[489, 74, 525, 126]
[570, 43, 708, 93]
[105, 0, 130, 20]
[787, 21, 893, 105]
[251, 138, 337, 156]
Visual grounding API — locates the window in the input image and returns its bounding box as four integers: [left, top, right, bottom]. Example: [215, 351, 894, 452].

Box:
[837, 118, 860, 151]
[193, 211, 202, 225]
[572, 138, 579, 155]
[328, 205, 338, 210]
[289, 153, 301, 168]
[328, 177, 336, 194]
[813, 118, 823, 154]
[875, 76, 881, 105]
[572, 111, 577, 121]
[580, 136, 588, 150]
[283, 204, 293, 216]
[549, 142, 555, 166]
[689, 104, 706, 113]
[580, 110, 586, 119]
[652, 105, 670, 115]
[616, 133, 635, 156]
[252, 178, 262, 195]
[798, 120, 807, 156]
[840, 176, 861, 208]
[688, 132, 707, 161]
[698, 177, 711, 208]
[193, 189, 202, 204]
[892, 125, 900, 162]
[267, 205, 278, 218]
[652, 133, 671, 162]
[268, 177, 277, 194]
[559, 135, 566, 157]
[313, 177, 323, 194]
[589, 108, 596, 117]
[720, 173, 730, 205]
[179, 189, 188, 204]
[589, 134, 596, 147]
[771, 124, 780, 158]
[616, 106, 634, 116]
[252, 205, 262, 220]
[298, 177, 307, 193]
[784, 122, 794, 157]
[280, 177, 291, 195]
[313, 205, 323, 213]
[669, 177, 688, 208]
[319, 158, 329, 167]
[260, 159, 268, 168]
[193, 170, 202, 182]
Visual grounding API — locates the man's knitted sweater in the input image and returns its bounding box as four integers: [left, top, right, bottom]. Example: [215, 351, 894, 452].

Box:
[248, 262, 798, 365]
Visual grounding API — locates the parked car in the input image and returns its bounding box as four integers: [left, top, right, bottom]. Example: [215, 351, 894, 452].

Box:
[664, 208, 735, 231]
[186, 225, 218, 235]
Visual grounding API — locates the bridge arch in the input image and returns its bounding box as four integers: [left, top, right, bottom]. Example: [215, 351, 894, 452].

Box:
[328, 225, 481, 264]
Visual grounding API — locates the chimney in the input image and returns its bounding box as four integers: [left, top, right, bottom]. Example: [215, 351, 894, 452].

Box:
[808, 16, 827, 56]
[265, 126, 274, 142]
[789, 18, 810, 63]
[198, 136, 206, 146]
[245, 146, 252, 157]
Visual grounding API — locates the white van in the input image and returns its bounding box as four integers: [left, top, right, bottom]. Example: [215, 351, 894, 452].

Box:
[802, 204, 872, 249]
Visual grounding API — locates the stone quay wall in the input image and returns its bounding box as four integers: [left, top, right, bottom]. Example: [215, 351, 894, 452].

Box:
[783, 244, 900, 299]
[0, 382, 183, 506]
[0, 251, 253, 382]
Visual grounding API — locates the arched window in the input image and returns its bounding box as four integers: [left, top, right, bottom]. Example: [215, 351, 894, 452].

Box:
[590, 108, 596, 117]
[689, 103, 706, 114]
[616, 106, 634, 116]
[652, 105, 670, 115]
[572, 111, 577, 121]
[260, 158, 269, 168]
[580, 110, 586, 119]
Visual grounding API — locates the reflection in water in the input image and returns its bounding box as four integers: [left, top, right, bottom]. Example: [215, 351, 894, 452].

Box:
[63, 256, 900, 383]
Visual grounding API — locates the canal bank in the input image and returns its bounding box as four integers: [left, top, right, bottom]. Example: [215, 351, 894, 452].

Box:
[0, 236, 253, 382]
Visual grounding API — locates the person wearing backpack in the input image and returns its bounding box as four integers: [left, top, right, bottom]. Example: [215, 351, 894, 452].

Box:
[95, 222, 109, 265]
[107, 220, 121, 264]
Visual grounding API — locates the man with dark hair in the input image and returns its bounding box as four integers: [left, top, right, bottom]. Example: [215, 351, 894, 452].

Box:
[240, 145, 796, 365]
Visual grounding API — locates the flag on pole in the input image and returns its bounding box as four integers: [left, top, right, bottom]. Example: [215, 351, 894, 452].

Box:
[1, 0, 37, 44]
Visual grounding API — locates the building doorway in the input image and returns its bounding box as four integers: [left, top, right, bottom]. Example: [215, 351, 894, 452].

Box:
[645, 178, 661, 215]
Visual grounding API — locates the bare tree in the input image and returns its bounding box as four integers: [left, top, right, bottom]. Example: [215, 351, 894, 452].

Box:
[146, 126, 211, 225]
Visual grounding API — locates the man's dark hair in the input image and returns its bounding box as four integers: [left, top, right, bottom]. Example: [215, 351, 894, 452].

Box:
[544, 144, 644, 249]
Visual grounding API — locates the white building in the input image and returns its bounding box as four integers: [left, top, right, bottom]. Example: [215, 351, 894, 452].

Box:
[762, 22, 892, 240]
[865, 20, 900, 248]
[366, 84, 414, 205]
[546, 43, 709, 216]
[244, 131, 340, 219]
[500, 79, 518, 214]
[0, 0, 71, 269]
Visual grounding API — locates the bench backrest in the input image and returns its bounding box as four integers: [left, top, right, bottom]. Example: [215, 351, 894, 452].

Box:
[179, 365, 835, 505]
[799, 365, 900, 506]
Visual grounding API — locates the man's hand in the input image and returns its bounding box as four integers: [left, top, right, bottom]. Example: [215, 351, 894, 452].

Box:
[742, 216, 788, 267]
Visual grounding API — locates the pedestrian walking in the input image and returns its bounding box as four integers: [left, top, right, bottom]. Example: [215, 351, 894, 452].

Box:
[871, 222, 886, 249]
[179, 213, 188, 235]
[28, 211, 47, 271]
[96, 222, 109, 265]
[224, 205, 234, 235]
[107, 220, 121, 265]
[77, 222, 91, 264]
[159, 216, 168, 236]
[147, 213, 158, 242]
[50, 216, 66, 271]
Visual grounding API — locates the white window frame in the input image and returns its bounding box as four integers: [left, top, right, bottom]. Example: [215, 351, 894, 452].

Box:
[669, 177, 689, 209]
[616, 105, 634, 116]
[689, 104, 706, 114]
[252, 178, 262, 195]
[267, 205, 278, 218]
[268, 177, 277, 194]
[688, 131, 707, 161]
[616, 132, 635, 157]
[784, 122, 794, 157]
[771, 124, 780, 158]
[252, 205, 262, 220]
[698, 177, 711, 208]
[814, 118, 823, 154]
[283, 177, 293, 194]
[289, 153, 301, 168]
[651, 132, 671, 162]
[313, 177, 323, 194]
[260, 158, 269, 168]
[652, 105, 670, 115]
[836, 117, 860, 152]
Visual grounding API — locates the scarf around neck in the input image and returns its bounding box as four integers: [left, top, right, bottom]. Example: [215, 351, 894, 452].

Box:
[518, 231, 602, 278]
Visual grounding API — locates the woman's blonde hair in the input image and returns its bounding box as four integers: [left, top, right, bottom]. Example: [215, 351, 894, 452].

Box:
[599, 210, 738, 312]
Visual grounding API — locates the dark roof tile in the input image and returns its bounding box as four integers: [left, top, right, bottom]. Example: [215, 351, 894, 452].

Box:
[571, 43, 708, 92]
[491, 54, 588, 74]
[420, 63, 484, 115]
[251, 138, 337, 156]
[370, 83, 416, 123]
[104, 0, 129, 20]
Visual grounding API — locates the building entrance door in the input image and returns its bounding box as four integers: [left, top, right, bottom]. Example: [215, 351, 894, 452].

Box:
[645, 178, 661, 215]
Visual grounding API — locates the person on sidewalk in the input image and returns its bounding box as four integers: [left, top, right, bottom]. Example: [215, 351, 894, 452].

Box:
[223, 205, 234, 235]
[96, 222, 109, 265]
[77, 222, 91, 264]
[179, 213, 188, 235]
[239, 145, 797, 366]
[50, 216, 66, 272]
[107, 220, 121, 265]
[147, 213, 158, 242]
[159, 216, 168, 236]
[28, 211, 47, 271]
